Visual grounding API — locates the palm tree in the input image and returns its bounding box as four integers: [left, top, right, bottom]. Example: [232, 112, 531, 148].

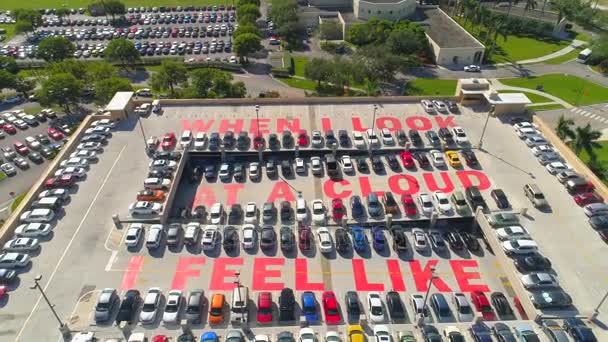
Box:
[573, 123, 602, 159]
[556, 115, 575, 141]
[506, 0, 520, 18]
[524, 0, 538, 14]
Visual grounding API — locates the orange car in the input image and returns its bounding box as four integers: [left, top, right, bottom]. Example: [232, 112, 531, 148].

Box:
[208, 293, 225, 324]
[136, 190, 166, 202]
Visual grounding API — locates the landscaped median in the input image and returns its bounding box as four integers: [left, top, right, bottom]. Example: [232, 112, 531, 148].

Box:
[404, 79, 457, 96]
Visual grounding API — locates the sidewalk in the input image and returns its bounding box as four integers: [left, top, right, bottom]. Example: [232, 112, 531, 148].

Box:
[495, 39, 587, 66]
[491, 79, 573, 108]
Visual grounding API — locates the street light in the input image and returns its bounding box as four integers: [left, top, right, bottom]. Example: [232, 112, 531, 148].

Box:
[371, 104, 378, 133]
[30, 275, 69, 336]
[591, 290, 608, 320]
[255, 105, 260, 136]
[477, 105, 494, 150]
[418, 266, 437, 327]
[234, 271, 247, 331]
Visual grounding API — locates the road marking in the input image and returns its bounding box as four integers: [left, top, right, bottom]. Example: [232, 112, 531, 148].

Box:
[589, 114, 599, 120]
[15, 144, 127, 342]
[573, 108, 583, 114]
[104, 250, 118, 271]
[582, 111, 592, 117]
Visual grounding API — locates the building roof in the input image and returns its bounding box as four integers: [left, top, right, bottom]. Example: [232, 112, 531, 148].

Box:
[106, 91, 134, 111]
[358, 0, 408, 3]
[484, 91, 532, 105]
[415, 8, 484, 48]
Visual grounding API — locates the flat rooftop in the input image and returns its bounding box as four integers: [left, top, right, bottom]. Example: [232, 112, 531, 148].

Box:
[414, 7, 484, 48]
[359, 0, 407, 3]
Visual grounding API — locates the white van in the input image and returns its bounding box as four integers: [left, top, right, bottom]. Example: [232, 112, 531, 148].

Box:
[577, 48, 592, 63]
[138, 103, 151, 116]
[180, 130, 193, 149]
[231, 285, 249, 324]
[152, 100, 161, 113]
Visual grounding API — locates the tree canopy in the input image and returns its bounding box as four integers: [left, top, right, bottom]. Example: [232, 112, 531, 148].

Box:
[233, 33, 262, 62]
[149, 60, 189, 95]
[95, 76, 132, 103]
[0, 56, 18, 74]
[37, 73, 83, 112]
[190, 68, 246, 98]
[236, 4, 261, 24]
[37, 37, 75, 62]
[104, 39, 141, 68]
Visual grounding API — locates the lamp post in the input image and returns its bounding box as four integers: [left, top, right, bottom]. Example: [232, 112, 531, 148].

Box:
[418, 266, 437, 327]
[477, 105, 494, 150]
[234, 271, 247, 331]
[30, 275, 69, 336]
[255, 105, 260, 136]
[371, 104, 378, 133]
[591, 290, 608, 320]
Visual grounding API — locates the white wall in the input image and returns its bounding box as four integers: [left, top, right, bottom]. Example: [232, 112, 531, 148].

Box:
[354, 0, 416, 20]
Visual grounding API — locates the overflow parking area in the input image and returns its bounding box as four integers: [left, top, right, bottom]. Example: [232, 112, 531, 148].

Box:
[2, 99, 607, 341]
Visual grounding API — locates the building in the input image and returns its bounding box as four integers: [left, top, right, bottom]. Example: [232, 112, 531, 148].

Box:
[456, 78, 531, 115]
[353, 0, 417, 20]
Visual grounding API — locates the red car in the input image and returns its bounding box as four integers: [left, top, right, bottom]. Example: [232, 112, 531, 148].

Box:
[574, 192, 603, 206]
[0, 285, 6, 300]
[401, 194, 417, 216]
[47, 127, 64, 140]
[161, 133, 176, 150]
[297, 129, 308, 146]
[470, 291, 495, 320]
[332, 198, 346, 221]
[399, 151, 415, 169]
[13, 141, 29, 155]
[299, 228, 312, 251]
[2, 124, 16, 134]
[152, 336, 169, 342]
[257, 292, 273, 323]
[45, 175, 76, 188]
[253, 134, 265, 149]
[322, 291, 341, 324]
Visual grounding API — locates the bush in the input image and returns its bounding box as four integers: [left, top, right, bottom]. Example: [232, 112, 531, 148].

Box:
[282, 52, 294, 74]
[599, 60, 608, 74]
[320, 41, 348, 54]
[271, 67, 291, 77]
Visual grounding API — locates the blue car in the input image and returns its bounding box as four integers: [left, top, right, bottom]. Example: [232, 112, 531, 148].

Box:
[372, 227, 385, 251]
[301, 291, 318, 321]
[350, 196, 365, 218]
[351, 226, 367, 252]
[201, 332, 219, 342]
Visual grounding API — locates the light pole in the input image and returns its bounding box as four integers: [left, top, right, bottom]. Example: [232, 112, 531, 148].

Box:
[30, 275, 69, 336]
[371, 104, 378, 133]
[591, 290, 608, 320]
[255, 105, 260, 136]
[234, 271, 247, 331]
[477, 105, 494, 150]
[418, 266, 437, 327]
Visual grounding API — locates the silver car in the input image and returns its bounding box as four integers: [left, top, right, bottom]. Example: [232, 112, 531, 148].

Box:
[452, 293, 474, 321]
[3, 238, 39, 252]
[0, 253, 31, 268]
[94, 288, 119, 323]
[521, 272, 559, 289]
[163, 289, 183, 324]
[140, 287, 162, 324]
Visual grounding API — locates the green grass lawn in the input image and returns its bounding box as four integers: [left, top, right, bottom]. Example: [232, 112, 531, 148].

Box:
[454, 17, 570, 63]
[278, 77, 317, 91]
[0, 0, 228, 10]
[500, 74, 608, 106]
[527, 103, 565, 111]
[404, 79, 457, 96]
[543, 47, 583, 65]
[498, 90, 553, 103]
[10, 193, 26, 211]
[0, 24, 16, 41]
[293, 56, 307, 77]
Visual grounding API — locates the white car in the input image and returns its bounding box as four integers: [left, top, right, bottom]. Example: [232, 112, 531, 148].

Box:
[77, 142, 102, 151]
[373, 325, 391, 342]
[202, 225, 220, 250]
[411, 294, 430, 322]
[311, 156, 323, 175]
[546, 162, 572, 174]
[514, 122, 537, 131]
[324, 332, 340, 342]
[54, 167, 86, 179]
[295, 158, 306, 174]
[381, 128, 394, 145]
[180, 130, 192, 149]
[242, 224, 256, 249]
[25, 136, 41, 150]
[85, 126, 111, 136]
[129, 201, 163, 215]
[463, 65, 480, 72]
[311, 199, 326, 224]
[91, 119, 115, 129]
[140, 288, 162, 324]
[531, 145, 554, 156]
[452, 126, 468, 144]
[244, 202, 258, 224]
[15, 223, 53, 237]
[516, 127, 540, 139]
[311, 131, 323, 148]
[443, 327, 463, 341]
[0, 253, 31, 268]
[60, 157, 89, 169]
[20, 209, 54, 223]
[452, 293, 474, 321]
[255, 335, 271, 342]
[366, 129, 380, 148]
[144, 177, 171, 190]
[367, 292, 385, 323]
[124, 224, 144, 247]
[521, 273, 559, 289]
[209, 203, 223, 224]
[149, 159, 177, 170]
[219, 163, 231, 181]
[341, 155, 354, 173]
[317, 227, 333, 253]
[412, 228, 428, 251]
[296, 199, 308, 222]
[495, 226, 530, 241]
[429, 150, 446, 167]
[193, 132, 207, 150]
[70, 150, 97, 160]
[249, 162, 260, 181]
[299, 328, 316, 342]
[418, 193, 434, 216]
[352, 131, 366, 149]
[3, 238, 39, 252]
[525, 136, 549, 147]
[556, 170, 581, 183]
[537, 151, 562, 165]
[432, 100, 448, 113]
[502, 239, 538, 255]
[433, 191, 452, 214]
[421, 100, 434, 113]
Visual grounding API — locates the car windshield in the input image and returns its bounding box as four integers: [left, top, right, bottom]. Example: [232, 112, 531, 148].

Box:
[165, 302, 178, 312]
[371, 306, 382, 315]
[439, 198, 448, 204]
[210, 307, 222, 315]
[534, 193, 545, 199]
[459, 304, 472, 314]
[186, 304, 200, 314]
[142, 303, 156, 312]
[96, 302, 109, 310]
[481, 304, 493, 313]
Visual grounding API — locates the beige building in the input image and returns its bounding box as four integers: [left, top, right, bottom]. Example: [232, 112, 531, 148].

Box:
[456, 78, 531, 115]
[353, 0, 417, 20]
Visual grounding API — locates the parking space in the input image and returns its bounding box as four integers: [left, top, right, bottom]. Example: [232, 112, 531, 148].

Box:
[3, 100, 608, 341]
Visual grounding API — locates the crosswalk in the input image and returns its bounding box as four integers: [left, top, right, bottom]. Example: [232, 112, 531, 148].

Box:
[570, 107, 608, 123]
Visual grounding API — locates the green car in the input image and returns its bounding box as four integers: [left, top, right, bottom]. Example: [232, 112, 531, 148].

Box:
[398, 331, 415, 342]
[487, 212, 520, 227]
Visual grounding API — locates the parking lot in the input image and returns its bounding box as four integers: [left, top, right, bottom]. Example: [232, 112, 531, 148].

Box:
[2, 100, 608, 341]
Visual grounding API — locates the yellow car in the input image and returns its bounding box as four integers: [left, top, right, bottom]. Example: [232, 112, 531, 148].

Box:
[348, 325, 365, 342]
[445, 150, 461, 167]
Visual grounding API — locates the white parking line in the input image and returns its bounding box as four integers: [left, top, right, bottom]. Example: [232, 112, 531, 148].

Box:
[582, 111, 592, 117]
[15, 144, 127, 342]
[573, 108, 583, 114]
[590, 114, 599, 120]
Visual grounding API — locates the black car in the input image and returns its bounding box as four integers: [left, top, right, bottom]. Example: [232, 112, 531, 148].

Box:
[222, 131, 235, 148]
[28, 152, 43, 164]
[356, 158, 368, 173]
[149, 168, 173, 180]
[588, 215, 608, 230]
[208, 132, 221, 150]
[386, 154, 400, 171]
[438, 128, 454, 144]
[282, 130, 293, 148]
[422, 325, 442, 342]
[395, 129, 408, 146]
[461, 232, 480, 251]
[465, 186, 487, 210]
[447, 101, 459, 113]
[470, 322, 494, 342]
[335, 228, 350, 253]
[260, 226, 277, 250]
[408, 129, 423, 146]
[443, 231, 465, 250]
[204, 164, 216, 180]
[462, 150, 478, 166]
[350, 196, 365, 218]
[344, 291, 360, 316]
[338, 129, 350, 147]
[414, 152, 430, 168]
[386, 291, 406, 321]
[237, 131, 249, 149]
[563, 318, 598, 342]
[228, 204, 242, 224]
[514, 253, 552, 272]
[155, 151, 182, 160]
[426, 130, 441, 145]
[280, 201, 292, 222]
[492, 323, 516, 342]
[281, 160, 292, 177]
[268, 133, 280, 150]
[324, 130, 336, 146]
[223, 226, 239, 250]
[266, 160, 277, 178]
[0, 269, 16, 283]
[371, 156, 384, 173]
[35, 134, 50, 145]
[491, 189, 510, 209]
[280, 226, 294, 251]
[279, 288, 296, 321]
[40, 146, 55, 159]
[233, 164, 245, 182]
[490, 292, 513, 316]
[115, 289, 141, 325]
[391, 226, 408, 252]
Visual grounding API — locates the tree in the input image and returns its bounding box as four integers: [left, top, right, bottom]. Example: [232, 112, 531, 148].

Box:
[599, 59, 608, 74]
[234, 24, 259, 38]
[573, 123, 602, 158]
[103, 0, 126, 21]
[189, 68, 245, 98]
[86, 61, 118, 85]
[0, 71, 16, 92]
[524, 0, 538, 13]
[353, 45, 402, 83]
[56, 7, 71, 20]
[304, 58, 332, 87]
[14, 20, 34, 37]
[13, 76, 35, 98]
[48, 59, 88, 79]
[386, 29, 423, 55]
[590, 34, 608, 65]
[149, 60, 188, 96]
[37, 73, 83, 113]
[276, 21, 305, 50]
[233, 33, 262, 63]
[319, 21, 343, 40]
[556, 115, 575, 141]
[104, 39, 141, 69]
[95, 77, 132, 103]
[0, 56, 18, 74]
[14, 8, 43, 27]
[237, 0, 260, 6]
[236, 4, 261, 24]
[37, 37, 75, 62]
